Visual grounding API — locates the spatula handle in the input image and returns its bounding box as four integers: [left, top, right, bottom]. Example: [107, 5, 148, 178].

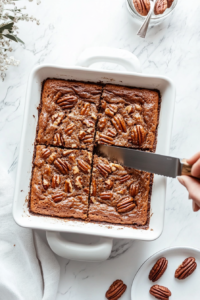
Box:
[181, 159, 192, 176]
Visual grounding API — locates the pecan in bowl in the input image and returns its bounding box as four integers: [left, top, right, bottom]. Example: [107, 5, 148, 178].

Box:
[175, 257, 197, 280]
[149, 257, 168, 282]
[150, 285, 171, 300]
[106, 279, 127, 300]
[133, 0, 150, 16]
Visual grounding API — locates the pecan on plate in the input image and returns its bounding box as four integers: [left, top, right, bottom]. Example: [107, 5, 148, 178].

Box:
[131, 125, 146, 146]
[149, 257, 168, 282]
[150, 285, 171, 300]
[117, 196, 135, 213]
[154, 0, 168, 15]
[133, 0, 150, 16]
[106, 279, 127, 300]
[56, 95, 77, 110]
[175, 257, 197, 280]
[167, 0, 174, 8]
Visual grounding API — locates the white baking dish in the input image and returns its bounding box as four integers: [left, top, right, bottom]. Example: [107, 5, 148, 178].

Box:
[13, 47, 175, 261]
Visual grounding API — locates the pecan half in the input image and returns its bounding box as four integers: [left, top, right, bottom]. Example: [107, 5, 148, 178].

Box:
[133, 0, 151, 16]
[99, 133, 114, 145]
[75, 176, 83, 188]
[101, 100, 107, 110]
[106, 279, 127, 300]
[107, 128, 117, 137]
[52, 174, 60, 188]
[150, 285, 171, 300]
[154, 0, 168, 15]
[119, 174, 131, 184]
[54, 158, 71, 174]
[53, 133, 64, 146]
[167, 0, 174, 8]
[125, 105, 134, 114]
[56, 95, 77, 110]
[79, 131, 93, 144]
[175, 257, 197, 280]
[80, 102, 90, 115]
[112, 114, 127, 133]
[105, 179, 114, 190]
[100, 191, 113, 200]
[131, 125, 146, 146]
[149, 258, 168, 282]
[65, 123, 75, 135]
[63, 150, 74, 156]
[41, 148, 51, 159]
[117, 197, 135, 213]
[97, 162, 112, 178]
[77, 159, 90, 173]
[129, 183, 139, 197]
[105, 104, 118, 117]
[83, 119, 95, 127]
[98, 117, 107, 131]
[51, 112, 64, 126]
[52, 192, 63, 203]
[65, 179, 73, 193]
[48, 152, 57, 164]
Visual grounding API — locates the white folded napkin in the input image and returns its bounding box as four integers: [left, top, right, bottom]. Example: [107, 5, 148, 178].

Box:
[0, 167, 60, 300]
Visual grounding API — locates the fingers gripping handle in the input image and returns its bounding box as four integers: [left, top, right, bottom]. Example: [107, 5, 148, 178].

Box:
[46, 231, 113, 262]
[76, 47, 141, 73]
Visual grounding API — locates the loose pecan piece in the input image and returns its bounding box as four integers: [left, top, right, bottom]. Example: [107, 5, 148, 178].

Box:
[65, 123, 75, 135]
[77, 159, 90, 173]
[131, 125, 146, 146]
[54, 158, 71, 174]
[112, 114, 127, 133]
[52, 192, 63, 203]
[97, 162, 112, 178]
[175, 257, 197, 280]
[65, 179, 73, 193]
[106, 279, 127, 300]
[98, 117, 107, 131]
[56, 95, 77, 110]
[117, 197, 135, 213]
[100, 191, 113, 200]
[105, 179, 114, 190]
[80, 102, 90, 115]
[149, 258, 168, 282]
[53, 133, 64, 146]
[133, 0, 150, 16]
[119, 174, 131, 184]
[129, 183, 139, 197]
[41, 148, 51, 159]
[52, 174, 60, 188]
[154, 0, 168, 15]
[150, 285, 171, 300]
[99, 133, 114, 145]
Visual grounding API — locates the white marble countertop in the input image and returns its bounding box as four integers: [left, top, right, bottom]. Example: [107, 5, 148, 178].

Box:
[1, 0, 200, 299]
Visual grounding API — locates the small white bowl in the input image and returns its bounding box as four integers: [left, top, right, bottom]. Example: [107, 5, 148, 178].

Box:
[126, 0, 178, 25]
[131, 246, 200, 299]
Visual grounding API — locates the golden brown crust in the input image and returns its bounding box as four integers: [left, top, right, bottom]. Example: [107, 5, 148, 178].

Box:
[30, 145, 92, 219]
[95, 84, 159, 150]
[88, 155, 151, 225]
[37, 79, 102, 152]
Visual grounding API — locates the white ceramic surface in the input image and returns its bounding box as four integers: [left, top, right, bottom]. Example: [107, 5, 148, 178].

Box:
[1, 0, 200, 298]
[131, 247, 200, 300]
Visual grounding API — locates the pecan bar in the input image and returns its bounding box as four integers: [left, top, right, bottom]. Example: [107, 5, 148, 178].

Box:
[36, 79, 102, 151]
[95, 84, 159, 151]
[88, 155, 151, 225]
[30, 145, 92, 219]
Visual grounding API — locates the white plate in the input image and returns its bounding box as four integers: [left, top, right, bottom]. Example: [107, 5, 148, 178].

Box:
[131, 247, 200, 300]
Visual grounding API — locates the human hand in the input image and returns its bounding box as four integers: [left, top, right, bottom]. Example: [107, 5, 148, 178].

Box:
[178, 152, 200, 212]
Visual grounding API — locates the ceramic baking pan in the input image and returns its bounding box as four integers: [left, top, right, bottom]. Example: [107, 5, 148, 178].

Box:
[13, 47, 175, 261]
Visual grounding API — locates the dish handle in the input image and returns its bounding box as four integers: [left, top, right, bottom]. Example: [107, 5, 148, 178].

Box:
[46, 231, 113, 262]
[76, 47, 141, 73]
